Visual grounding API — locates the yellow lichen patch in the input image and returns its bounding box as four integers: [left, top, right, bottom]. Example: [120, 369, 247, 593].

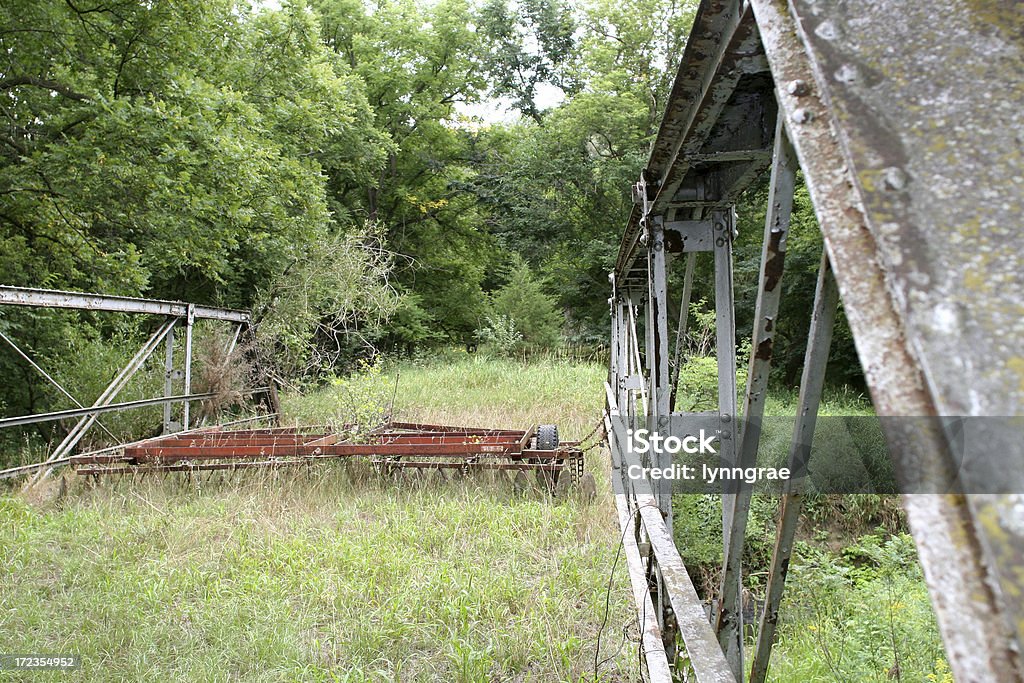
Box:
[965, 0, 1024, 42]
[962, 269, 986, 293]
[1007, 357, 1024, 394]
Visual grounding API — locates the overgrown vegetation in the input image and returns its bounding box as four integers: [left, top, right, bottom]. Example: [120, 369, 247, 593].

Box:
[1, 356, 637, 681]
[0, 1, 945, 680]
[670, 385, 945, 682]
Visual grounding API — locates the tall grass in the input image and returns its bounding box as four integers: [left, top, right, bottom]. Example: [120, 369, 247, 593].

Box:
[1, 354, 636, 682]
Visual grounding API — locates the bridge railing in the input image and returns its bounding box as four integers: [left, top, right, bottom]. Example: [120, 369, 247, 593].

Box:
[0, 285, 264, 484]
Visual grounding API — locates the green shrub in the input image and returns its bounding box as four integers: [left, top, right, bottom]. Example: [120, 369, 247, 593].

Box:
[488, 256, 562, 350]
[280, 361, 392, 434]
[473, 314, 523, 357]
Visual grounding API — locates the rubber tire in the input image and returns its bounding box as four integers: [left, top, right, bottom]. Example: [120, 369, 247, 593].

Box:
[535, 424, 560, 491]
[536, 424, 559, 450]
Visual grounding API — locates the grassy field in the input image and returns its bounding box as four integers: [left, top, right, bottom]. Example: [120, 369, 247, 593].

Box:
[0, 355, 637, 682]
[0, 353, 947, 682]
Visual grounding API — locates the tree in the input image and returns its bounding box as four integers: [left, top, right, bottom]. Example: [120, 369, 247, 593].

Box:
[0, 0, 396, 421]
[314, 0, 500, 345]
[477, 0, 579, 123]
[489, 255, 562, 349]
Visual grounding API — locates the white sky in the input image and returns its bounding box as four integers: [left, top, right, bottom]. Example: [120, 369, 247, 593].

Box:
[454, 82, 566, 125]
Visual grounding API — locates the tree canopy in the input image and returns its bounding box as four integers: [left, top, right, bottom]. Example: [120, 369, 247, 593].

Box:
[0, 0, 859, 424]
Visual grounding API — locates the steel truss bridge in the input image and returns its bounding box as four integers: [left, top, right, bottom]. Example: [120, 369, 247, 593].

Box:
[605, 1, 1024, 681]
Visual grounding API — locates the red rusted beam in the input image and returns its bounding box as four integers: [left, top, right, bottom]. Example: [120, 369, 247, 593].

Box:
[384, 421, 525, 435]
[124, 443, 525, 461]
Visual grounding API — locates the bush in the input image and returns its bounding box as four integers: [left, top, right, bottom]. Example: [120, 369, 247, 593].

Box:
[474, 315, 523, 357]
[673, 298, 749, 411]
[280, 361, 392, 434]
[488, 256, 562, 350]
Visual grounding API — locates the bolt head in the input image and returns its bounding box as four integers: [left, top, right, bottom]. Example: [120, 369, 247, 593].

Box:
[882, 166, 908, 191]
[792, 108, 814, 124]
[787, 79, 809, 96]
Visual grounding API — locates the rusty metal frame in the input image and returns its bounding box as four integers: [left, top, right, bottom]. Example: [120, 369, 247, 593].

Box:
[0, 285, 258, 482]
[68, 423, 585, 482]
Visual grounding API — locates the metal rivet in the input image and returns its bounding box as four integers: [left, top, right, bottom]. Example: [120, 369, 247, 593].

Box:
[882, 166, 908, 191]
[787, 79, 809, 96]
[792, 108, 814, 124]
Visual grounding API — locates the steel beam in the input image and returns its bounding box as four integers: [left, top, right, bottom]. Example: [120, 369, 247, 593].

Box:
[615, 494, 674, 682]
[0, 392, 218, 429]
[710, 207, 741, 678]
[716, 116, 796, 675]
[163, 327, 177, 433]
[634, 491, 738, 683]
[646, 216, 673, 523]
[615, 0, 766, 280]
[0, 285, 248, 322]
[183, 304, 194, 430]
[28, 319, 176, 485]
[750, 1, 1023, 679]
[749, 250, 838, 683]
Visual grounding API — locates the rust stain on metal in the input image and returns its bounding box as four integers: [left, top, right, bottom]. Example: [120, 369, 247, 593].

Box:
[763, 228, 785, 292]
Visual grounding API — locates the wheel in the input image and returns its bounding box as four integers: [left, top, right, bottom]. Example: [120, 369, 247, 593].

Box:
[536, 424, 559, 450]
[535, 424, 560, 490]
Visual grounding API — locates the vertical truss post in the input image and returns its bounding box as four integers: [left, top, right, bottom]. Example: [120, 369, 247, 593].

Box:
[749, 250, 838, 683]
[628, 292, 647, 422]
[616, 295, 630, 416]
[717, 119, 798, 673]
[183, 304, 195, 430]
[163, 325, 176, 434]
[647, 214, 679, 662]
[609, 280, 619, 388]
[647, 215, 673, 524]
[711, 207, 741, 677]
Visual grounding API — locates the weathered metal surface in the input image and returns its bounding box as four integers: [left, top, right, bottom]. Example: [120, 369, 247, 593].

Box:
[784, 0, 1024, 418]
[634, 491, 737, 683]
[0, 392, 219, 429]
[750, 0, 1024, 680]
[606, 368, 737, 679]
[182, 304, 195, 429]
[749, 250, 838, 683]
[0, 285, 249, 322]
[613, 494, 674, 682]
[615, 0, 775, 283]
[717, 118, 795, 679]
[646, 216, 674, 522]
[611, 0, 1024, 679]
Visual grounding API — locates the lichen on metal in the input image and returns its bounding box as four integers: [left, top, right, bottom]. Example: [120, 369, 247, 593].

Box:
[785, 0, 1024, 418]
